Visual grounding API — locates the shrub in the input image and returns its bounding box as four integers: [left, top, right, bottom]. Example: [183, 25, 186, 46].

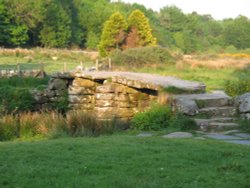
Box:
[239, 120, 250, 133]
[0, 86, 35, 113]
[170, 114, 198, 131]
[131, 105, 172, 131]
[110, 46, 175, 66]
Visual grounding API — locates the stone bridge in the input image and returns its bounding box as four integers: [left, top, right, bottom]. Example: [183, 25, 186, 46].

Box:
[35, 71, 206, 123]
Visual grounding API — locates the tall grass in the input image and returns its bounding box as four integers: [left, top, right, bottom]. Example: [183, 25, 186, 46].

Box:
[0, 110, 117, 141]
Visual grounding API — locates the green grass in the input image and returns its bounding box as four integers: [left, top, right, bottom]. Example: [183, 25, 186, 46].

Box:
[0, 49, 94, 74]
[137, 65, 236, 92]
[0, 135, 250, 188]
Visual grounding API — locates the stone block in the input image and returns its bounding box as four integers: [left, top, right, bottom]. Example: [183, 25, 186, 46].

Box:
[96, 100, 115, 107]
[48, 78, 68, 90]
[95, 93, 115, 100]
[128, 93, 149, 101]
[96, 85, 115, 93]
[116, 101, 136, 108]
[68, 86, 95, 95]
[235, 92, 250, 113]
[69, 103, 95, 110]
[94, 107, 116, 118]
[115, 93, 129, 101]
[68, 95, 94, 104]
[72, 78, 96, 88]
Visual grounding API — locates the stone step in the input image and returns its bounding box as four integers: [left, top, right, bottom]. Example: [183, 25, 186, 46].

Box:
[195, 117, 235, 126]
[198, 106, 236, 118]
[199, 122, 239, 132]
[194, 95, 232, 108]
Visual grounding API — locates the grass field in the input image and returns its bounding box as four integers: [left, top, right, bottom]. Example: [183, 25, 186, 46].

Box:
[0, 135, 250, 188]
[0, 48, 95, 73]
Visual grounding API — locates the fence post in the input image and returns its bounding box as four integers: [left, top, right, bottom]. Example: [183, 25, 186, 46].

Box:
[95, 59, 99, 71]
[64, 62, 67, 72]
[16, 63, 20, 72]
[40, 62, 44, 72]
[108, 58, 112, 71]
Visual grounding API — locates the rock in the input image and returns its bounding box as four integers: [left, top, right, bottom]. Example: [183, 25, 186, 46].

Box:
[162, 132, 193, 138]
[174, 98, 199, 116]
[204, 133, 242, 140]
[94, 107, 116, 118]
[72, 78, 96, 88]
[223, 130, 241, 135]
[68, 95, 94, 104]
[68, 86, 95, 95]
[240, 113, 250, 120]
[115, 93, 129, 101]
[234, 133, 250, 139]
[235, 92, 250, 113]
[48, 78, 68, 90]
[96, 85, 115, 93]
[95, 93, 115, 100]
[96, 100, 115, 107]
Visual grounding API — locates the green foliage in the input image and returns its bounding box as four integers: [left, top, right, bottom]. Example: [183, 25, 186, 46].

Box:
[110, 46, 175, 66]
[127, 9, 157, 47]
[224, 67, 250, 96]
[239, 120, 250, 133]
[0, 86, 35, 114]
[131, 105, 172, 131]
[51, 92, 69, 113]
[170, 114, 198, 131]
[98, 12, 127, 56]
[39, 0, 72, 48]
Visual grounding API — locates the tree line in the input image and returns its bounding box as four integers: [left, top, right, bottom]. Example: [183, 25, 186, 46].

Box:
[0, 0, 250, 53]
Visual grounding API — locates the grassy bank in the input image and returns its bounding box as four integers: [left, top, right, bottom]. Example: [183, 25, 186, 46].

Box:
[0, 135, 250, 188]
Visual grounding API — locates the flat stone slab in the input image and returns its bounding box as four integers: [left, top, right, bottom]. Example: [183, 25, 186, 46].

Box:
[204, 133, 243, 140]
[162, 132, 193, 138]
[54, 71, 206, 93]
[224, 140, 250, 146]
[234, 133, 250, 139]
[137, 133, 153, 137]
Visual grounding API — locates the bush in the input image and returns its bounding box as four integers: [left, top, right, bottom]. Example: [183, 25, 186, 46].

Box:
[0, 86, 35, 113]
[170, 114, 198, 131]
[224, 79, 250, 96]
[110, 46, 175, 66]
[239, 120, 250, 133]
[131, 105, 172, 131]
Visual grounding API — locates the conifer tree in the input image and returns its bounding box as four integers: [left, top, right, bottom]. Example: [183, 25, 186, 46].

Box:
[98, 12, 127, 57]
[127, 9, 157, 47]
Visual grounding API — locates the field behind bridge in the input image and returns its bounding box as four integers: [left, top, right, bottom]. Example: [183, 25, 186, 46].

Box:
[0, 47, 249, 93]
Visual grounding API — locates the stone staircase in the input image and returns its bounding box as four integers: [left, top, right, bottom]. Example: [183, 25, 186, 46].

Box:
[173, 91, 239, 132]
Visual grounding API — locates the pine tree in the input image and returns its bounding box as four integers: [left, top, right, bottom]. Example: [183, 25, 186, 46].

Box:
[127, 9, 157, 47]
[98, 11, 127, 57]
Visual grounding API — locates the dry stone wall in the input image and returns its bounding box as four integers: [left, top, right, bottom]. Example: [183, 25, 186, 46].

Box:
[67, 77, 157, 122]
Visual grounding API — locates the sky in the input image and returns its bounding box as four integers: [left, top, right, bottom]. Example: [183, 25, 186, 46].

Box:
[120, 0, 250, 20]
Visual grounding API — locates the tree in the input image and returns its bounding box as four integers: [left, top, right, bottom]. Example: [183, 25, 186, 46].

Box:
[98, 11, 127, 56]
[39, 0, 72, 48]
[0, 0, 11, 45]
[127, 9, 157, 47]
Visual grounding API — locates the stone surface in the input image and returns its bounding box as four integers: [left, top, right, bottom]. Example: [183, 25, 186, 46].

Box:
[68, 95, 94, 104]
[73, 71, 205, 93]
[199, 106, 236, 117]
[234, 133, 250, 139]
[48, 78, 68, 90]
[174, 98, 199, 115]
[204, 133, 242, 140]
[162, 132, 193, 138]
[72, 78, 96, 88]
[95, 93, 115, 100]
[235, 92, 250, 113]
[224, 140, 250, 146]
[68, 86, 95, 95]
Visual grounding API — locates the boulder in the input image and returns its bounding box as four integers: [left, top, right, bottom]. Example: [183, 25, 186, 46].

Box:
[235, 92, 250, 113]
[174, 98, 199, 116]
[48, 78, 68, 90]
